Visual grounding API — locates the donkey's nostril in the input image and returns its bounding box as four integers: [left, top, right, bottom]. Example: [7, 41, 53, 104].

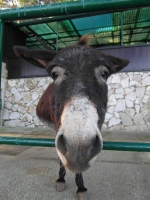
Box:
[57, 134, 67, 155]
[90, 135, 101, 159]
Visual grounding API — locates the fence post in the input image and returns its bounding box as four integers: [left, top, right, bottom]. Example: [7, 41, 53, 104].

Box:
[0, 19, 4, 126]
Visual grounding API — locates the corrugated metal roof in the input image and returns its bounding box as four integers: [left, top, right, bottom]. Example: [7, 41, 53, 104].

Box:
[15, 7, 150, 50]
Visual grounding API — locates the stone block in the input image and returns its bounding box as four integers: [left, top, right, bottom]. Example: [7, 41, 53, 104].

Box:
[32, 91, 39, 101]
[11, 87, 18, 95]
[133, 74, 141, 83]
[136, 87, 145, 98]
[9, 92, 22, 103]
[134, 98, 142, 104]
[4, 102, 12, 110]
[135, 105, 140, 113]
[4, 120, 21, 127]
[125, 100, 133, 108]
[141, 108, 149, 118]
[108, 95, 116, 106]
[115, 99, 126, 112]
[21, 92, 32, 104]
[142, 95, 149, 104]
[133, 113, 145, 125]
[114, 94, 124, 99]
[107, 106, 115, 114]
[108, 117, 121, 127]
[9, 112, 20, 120]
[11, 104, 19, 112]
[114, 112, 120, 118]
[142, 73, 149, 79]
[119, 112, 133, 126]
[125, 87, 134, 95]
[111, 74, 121, 83]
[108, 89, 115, 97]
[125, 92, 136, 102]
[18, 105, 28, 114]
[38, 79, 46, 87]
[21, 113, 33, 123]
[3, 109, 9, 120]
[111, 84, 120, 89]
[24, 79, 36, 90]
[115, 88, 124, 95]
[142, 76, 150, 86]
[105, 113, 113, 122]
[130, 81, 141, 87]
[125, 108, 135, 118]
[8, 80, 16, 87]
[121, 77, 129, 88]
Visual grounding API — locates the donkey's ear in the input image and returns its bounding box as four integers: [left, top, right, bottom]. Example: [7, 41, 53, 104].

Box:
[13, 46, 57, 69]
[106, 54, 129, 73]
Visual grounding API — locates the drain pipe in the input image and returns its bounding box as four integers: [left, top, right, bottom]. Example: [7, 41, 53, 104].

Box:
[0, 19, 4, 126]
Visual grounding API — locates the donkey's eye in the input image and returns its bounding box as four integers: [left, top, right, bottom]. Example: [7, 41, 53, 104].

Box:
[51, 72, 59, 80]
[101, 70, 109, 80]
[51, 66, 66, 82]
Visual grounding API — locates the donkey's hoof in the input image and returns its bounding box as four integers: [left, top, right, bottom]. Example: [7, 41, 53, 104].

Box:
[56, 182, 66, 192]
[77, 191, 88, 200]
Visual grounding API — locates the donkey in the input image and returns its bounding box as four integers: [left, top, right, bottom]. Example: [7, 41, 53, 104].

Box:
[13, 36, 129, 200]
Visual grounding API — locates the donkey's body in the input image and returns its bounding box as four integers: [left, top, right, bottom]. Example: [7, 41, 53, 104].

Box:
[14, 36, 129, 200]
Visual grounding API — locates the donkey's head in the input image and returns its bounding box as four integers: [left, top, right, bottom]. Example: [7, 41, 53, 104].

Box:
[14, 36, 129, 173]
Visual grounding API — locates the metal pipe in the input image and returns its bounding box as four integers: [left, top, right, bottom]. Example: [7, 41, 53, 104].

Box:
[103, 141, 150, 152]
[0, 137, 150, 152]
[120, 12, 124, 46]
[0, 137, 55, 147]
[56, 22, 59, 51]
[0, 20, 4, 125]
[0, 0, 150, 22]
[13, 12, 102, 27]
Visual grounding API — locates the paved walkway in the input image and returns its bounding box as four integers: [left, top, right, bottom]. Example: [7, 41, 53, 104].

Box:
[0, 127, 150, 200]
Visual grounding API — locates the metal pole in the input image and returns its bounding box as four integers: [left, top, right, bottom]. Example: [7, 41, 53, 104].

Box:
[120, 12, 124, 46]
[0, 19, 4, 126]
[0, 0, 150, 22]
[13, 12, 102, 27]
[56, 22, 59, 51]
[0, 137, 55, 147]
[0, 137, 150, 152]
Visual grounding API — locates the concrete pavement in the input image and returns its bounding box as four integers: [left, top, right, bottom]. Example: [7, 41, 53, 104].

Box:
[0, 127, 150, 200]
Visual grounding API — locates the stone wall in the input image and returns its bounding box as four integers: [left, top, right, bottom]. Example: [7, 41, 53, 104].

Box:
[105, 72, 150, 131]
[2, 72, 150, 131]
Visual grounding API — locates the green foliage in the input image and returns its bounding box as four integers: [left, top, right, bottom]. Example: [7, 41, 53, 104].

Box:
[0, 0, 78, 9]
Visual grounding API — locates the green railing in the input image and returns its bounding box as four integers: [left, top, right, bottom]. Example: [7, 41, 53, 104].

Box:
[0, 137, 150, 152]
[0, 0, 150, 21]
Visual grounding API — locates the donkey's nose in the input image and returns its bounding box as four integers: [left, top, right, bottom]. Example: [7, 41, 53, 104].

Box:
[56, 134, 67, 155]
[89, 135, 102, 159]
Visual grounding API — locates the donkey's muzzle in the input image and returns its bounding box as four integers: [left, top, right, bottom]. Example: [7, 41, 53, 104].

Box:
[56, 133, 102, 172]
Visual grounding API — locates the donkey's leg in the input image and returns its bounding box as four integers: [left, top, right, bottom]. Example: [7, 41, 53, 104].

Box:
[75, 173, 88, 200]
[56, 160, 66, 192]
